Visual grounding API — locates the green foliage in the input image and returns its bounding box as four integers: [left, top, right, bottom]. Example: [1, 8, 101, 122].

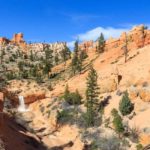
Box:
[56, 109, 73, 124]
[119, 91, 134, 116]
[85, 65, 100, 127]
[136, 144, 143, 150]
[111, 108, 118, 116]
[48, 83, 53, 91]
[60, 45, 71, 64]
[96, 135, 121, 150]
[6, 71, 17, 80]
[36, 72, 43, 83]
[97, 33, 105, 53]
[111, 109, 124, 135]
[63, 85, 82, 105]
[79, 50, 88, 61]
[30, 50, 34, 61]
[18, 61, 24, 72]
[54, 52, 59, 65]
[43, 45, 53, 75]
[129, 126, 140, 143]
[71, 41, 82, 74]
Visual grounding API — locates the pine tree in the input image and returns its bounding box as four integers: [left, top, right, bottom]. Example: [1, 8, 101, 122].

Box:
[97, 33, 105, 53]
[54, 52, 59, 65]
[61, 45, 71, 65]
[0, 46, 5, 64]
[123, 32, 128, 63]
[85, 65, 100, 127]
[79, 50, 88, 61]
[111, 109, 124, 136]
[71, 41, 82, 74]
[30, 50, 34, 61]
[119, 91, 134, 116]
[63, 84, 70, 101]
[43, 45, 53, 76]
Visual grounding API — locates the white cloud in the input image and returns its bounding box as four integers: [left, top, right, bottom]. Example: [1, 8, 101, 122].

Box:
[67, 24, 150, 49]
[76, 26, 129, 41]
[67, 26, 130, 49]
[67, 41, 75, 50]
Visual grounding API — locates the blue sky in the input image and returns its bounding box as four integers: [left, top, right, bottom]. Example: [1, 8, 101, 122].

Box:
[0, 0, 150, 48]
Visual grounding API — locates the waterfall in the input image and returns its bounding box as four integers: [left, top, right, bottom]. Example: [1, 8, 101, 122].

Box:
[18, 96, 28, 112]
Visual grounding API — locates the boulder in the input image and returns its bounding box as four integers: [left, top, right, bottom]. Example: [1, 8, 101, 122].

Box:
[100, 78, 117, 93]
[128, 86, 139, 100]
[139, 87, 150, 102]
[140, 133, 150, 146]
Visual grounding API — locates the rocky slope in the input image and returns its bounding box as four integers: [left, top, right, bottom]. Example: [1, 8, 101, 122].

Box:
[1, 25, 150, 149]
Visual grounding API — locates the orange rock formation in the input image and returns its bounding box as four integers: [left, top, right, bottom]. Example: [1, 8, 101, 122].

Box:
[0, 33, 26, 49]
[79, 25, 150, 54]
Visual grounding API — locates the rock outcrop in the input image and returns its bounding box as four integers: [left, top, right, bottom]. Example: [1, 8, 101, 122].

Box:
[0, 37, 10, 44]
[11, 33, 25, 44]
[139, 87, 150, 102]
[0, 33, 26, 50]
[79, 25, 150, 55]
[2, 80, 46, 106]
[99, 77, 117, 93]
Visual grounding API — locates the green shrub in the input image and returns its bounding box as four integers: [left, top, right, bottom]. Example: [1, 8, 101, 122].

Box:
[111, 109, 124, 135]
[136, 144, 143, 150]
[56, 109, 73, 124]
[129, 126, 140, 143]
[6, 72, 17, 80]
[119, 91, 134, 116]
[91, 135, 121, 150]
[63, 85, 82, 105]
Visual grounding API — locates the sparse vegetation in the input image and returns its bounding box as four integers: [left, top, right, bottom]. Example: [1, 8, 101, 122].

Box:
[111, 108, 124, 136]
[62, 85, 82, 105]
[97, 33, 105, 53]
[56, 109, 74, 124]
[119, 91, 134, 116]
[84, 65, 100, 127]
[136, 143, 143, 150]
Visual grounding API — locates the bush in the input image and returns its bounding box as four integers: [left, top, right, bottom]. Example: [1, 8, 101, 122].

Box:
[136, 144, 143, 150]
[111, 109, 124, 135]
[56, 109, 73, 124]
[129, 126, 140, 143]
[119, 91, 134, 116]
[6, 72, 17, 80]
[63, 85, 82, 105]
[90, 135, 122, 150]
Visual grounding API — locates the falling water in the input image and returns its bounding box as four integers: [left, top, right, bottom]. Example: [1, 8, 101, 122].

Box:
[18, 96, 28, 112]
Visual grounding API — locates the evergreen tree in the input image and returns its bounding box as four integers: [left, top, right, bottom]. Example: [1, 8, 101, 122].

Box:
[111, 109, 124, 136]
[123, 32, 128, 63]
[119, 91, 134, 116]
[85, 65, 100, 127]
[54, 52, 59, 65]
[0, 47, 4, 64]
[43, 45, 53, 76]
[79, 50, 88, 61]
[97, 33, 105, 53]
[63, 85, 82, 105]
[61, 45, 71, 65]
[63, 84, 70, 101]
[30, 50, 34, 61]
[18, 61, 24, 72]
[71, 41, 82, 74]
